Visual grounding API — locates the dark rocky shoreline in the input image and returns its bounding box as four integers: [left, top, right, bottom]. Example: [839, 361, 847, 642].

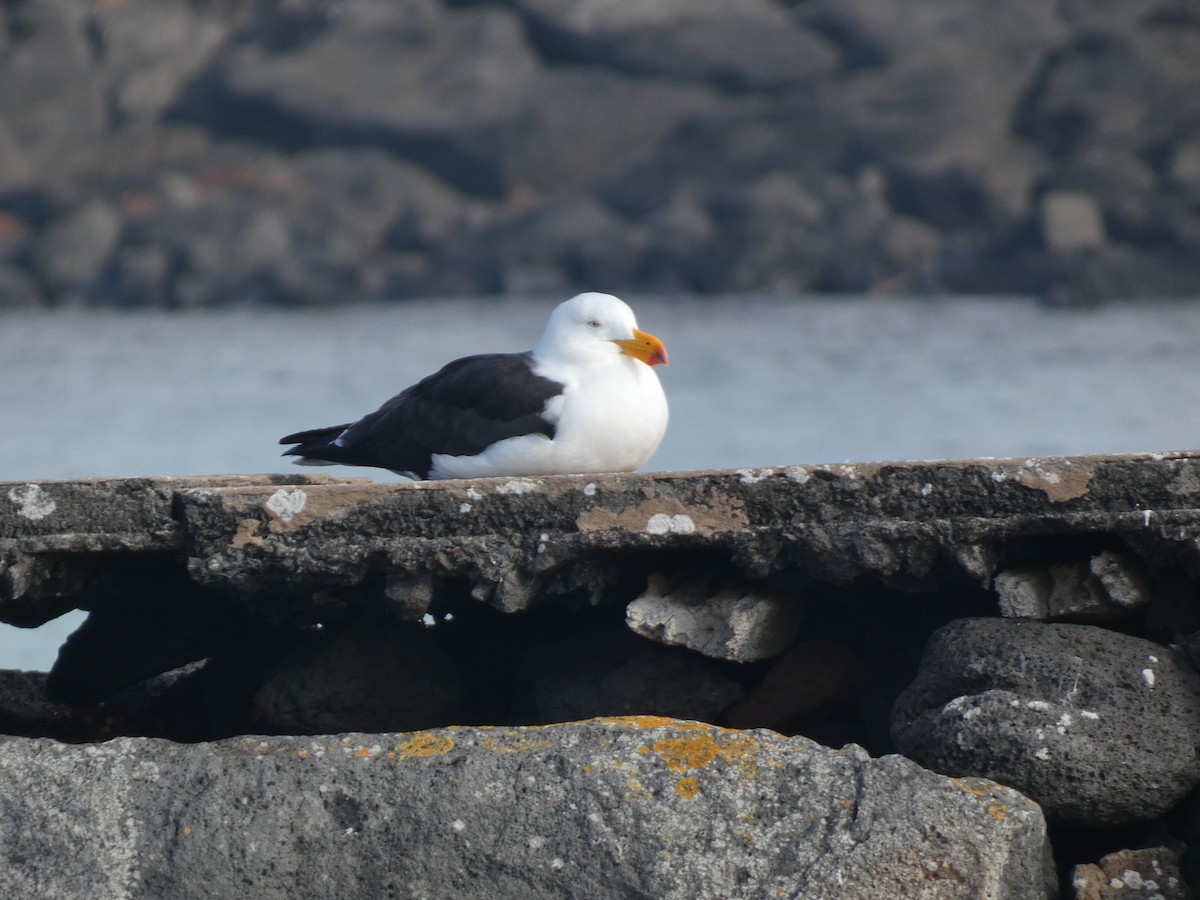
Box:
[1, 0, 1198, 309]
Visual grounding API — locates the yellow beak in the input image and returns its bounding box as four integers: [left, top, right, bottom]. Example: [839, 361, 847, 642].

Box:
[612, 328, 668, 367]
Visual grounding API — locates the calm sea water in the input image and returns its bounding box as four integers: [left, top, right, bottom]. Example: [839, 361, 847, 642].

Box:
[4, 294, 1200, 670]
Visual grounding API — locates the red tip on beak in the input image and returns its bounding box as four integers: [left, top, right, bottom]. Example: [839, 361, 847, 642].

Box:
[613, 328, 668, 367]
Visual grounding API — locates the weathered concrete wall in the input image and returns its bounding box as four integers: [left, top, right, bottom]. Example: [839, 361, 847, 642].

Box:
[5, 453, 1200, 896]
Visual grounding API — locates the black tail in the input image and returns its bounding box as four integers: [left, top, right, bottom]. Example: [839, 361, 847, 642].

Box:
[279, 424, 350, 459]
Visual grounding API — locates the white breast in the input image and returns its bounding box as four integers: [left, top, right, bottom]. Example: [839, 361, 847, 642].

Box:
[428, 355, 667, 479]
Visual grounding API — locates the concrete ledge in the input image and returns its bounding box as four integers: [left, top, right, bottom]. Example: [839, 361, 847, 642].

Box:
[5, 452, 1200, 627]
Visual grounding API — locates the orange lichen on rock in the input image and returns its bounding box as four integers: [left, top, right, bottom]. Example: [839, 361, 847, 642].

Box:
[480, 733, 554, 754]
[394, 733, 455, 759]
[675, 777, 701, 799]
[716, 735, 762, 779]
[952, 778, 995, 797]
[654, 735, 721, 771]
[647, 729, 762, 781]
[595, 715, 738, 734]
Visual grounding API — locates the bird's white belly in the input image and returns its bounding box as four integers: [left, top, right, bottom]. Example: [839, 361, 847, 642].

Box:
[429, 363, 667, 479]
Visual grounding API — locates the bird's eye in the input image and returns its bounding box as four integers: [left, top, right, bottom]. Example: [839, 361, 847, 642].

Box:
[586, 319, 600, 328]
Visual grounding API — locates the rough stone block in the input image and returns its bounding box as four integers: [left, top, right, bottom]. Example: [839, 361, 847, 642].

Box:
[995, 551, 1149, 620]
[513, 0, 837, 89]
[892, 618, 1200, 826]
[1071, 845, 1189, 899]
[253, 617, 466, 734]
[1089, 551, 1150, 610]
[625, 571, 804, 662]
[0, 719, 1054, 899]
[513, 626, 743, 724]
[721, 639, 865, 732]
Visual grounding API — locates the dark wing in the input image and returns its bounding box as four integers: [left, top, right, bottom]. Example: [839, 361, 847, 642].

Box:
[279, 352, 564, 476]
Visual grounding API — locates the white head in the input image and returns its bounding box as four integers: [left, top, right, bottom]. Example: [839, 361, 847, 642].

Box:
[534, 293, 668, 367]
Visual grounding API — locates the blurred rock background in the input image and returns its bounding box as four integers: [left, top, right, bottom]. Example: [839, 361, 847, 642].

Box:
[0, 0, 1197, 308]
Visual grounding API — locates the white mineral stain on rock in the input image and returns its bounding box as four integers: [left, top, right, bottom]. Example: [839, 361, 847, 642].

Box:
[646, 513, 696, 535]
[672, 514, 696, 534]
[942, 696, 981, 720]
[920, 482, 934, 496]
[265, 488, 306, 522]
[451, 819, 466, 832]
[497, 479, 538, 495]
[1035, 747, 1051, 761]
[737, 468, 775, 484]
[8, 483, 57, 520]
[942, 696, 967, 715]
[459, 502, 472, 513]
[784, 466, 810, 484]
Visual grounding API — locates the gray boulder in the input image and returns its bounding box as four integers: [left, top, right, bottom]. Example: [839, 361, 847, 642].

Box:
[0, 0, 105, 177]
[31, 199, 123, 303]
[89, 0, 230, 124]
[892, 618, 1200, 826]
[513, 0, 838, 89]
[203, 0, 539, 194]
[513, 626, 743, 724]
[1071, 845, 1189, 900]
[253, 617, 465, 734]
[796, 0, 1065, 219]
[0, 720, 1054, 899]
